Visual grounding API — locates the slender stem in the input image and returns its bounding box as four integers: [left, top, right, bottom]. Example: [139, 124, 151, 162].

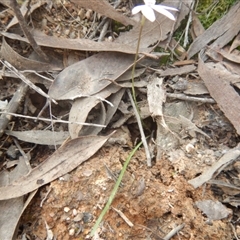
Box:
[131, 15, 145, 103]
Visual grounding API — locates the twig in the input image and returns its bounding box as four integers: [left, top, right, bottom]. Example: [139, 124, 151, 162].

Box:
[0, 82, 28, 138]
[40, 187, 52, 207]
[0, 60, 57, 104]
[98, 20, 109, 41]
[0, 112, 106, 128]
[163, 224, 185, 240]
[167, 93, 215, 103]
[8, 0, 49, 62]
[111, 207, 134, 227]
[183, 0, 195, 48]
[127, 89, 152, 167]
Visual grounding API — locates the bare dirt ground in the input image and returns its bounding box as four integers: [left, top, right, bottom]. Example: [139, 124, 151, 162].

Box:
[0, 0, 240, 240]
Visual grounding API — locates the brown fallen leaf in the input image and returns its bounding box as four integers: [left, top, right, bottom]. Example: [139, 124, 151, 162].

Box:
[159, 65, 196, 76]
[5, 130, 70, 145]
[189, 144, 240, 188]
[218, 47, 240, 64]
[69, 84, 120, 138]
[0, 37, 54, 71]
[198, 51, 240, 135]
[48, 52, 134, 100]
[0, 134, 112, 200]
[70, 0, 135, 26]
[0, 157, 34, 239]
[188, 2, 240, 59]
[1, 31, 148, 54]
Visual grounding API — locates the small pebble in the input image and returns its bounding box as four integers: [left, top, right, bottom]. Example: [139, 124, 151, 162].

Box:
[64, 207, 70, 213]
[69, 228, 75, 236]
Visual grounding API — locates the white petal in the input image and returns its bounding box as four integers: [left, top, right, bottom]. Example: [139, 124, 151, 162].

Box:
[159, 5, 179, 11]
[144, 0, 156, 5]
[152, 5, 176, 20]
[132, 5, 144, 15]
[142, 6, 156, 22]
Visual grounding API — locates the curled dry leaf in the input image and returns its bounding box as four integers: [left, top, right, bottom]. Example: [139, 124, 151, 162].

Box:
[0, 134, 113, 200]
[69, 84, 120, 138]
[0, 38, 52, 71]
[48, 52, 134, 100]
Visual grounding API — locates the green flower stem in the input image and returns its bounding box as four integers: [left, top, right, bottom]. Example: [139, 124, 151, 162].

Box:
[131, 15, 145, 103]
[90, 141, 143, 237]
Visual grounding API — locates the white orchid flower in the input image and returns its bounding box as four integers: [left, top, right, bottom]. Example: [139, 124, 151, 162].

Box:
[132, 0, 178, 22]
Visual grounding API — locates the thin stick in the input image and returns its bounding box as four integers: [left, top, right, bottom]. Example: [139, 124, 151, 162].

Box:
[167, 93, 215, 103]
[127, 89, 152, 167]
[0, 112, 106, 128]
[111, 207, 134, 227]
[1, 60, 57, 105]
[8, 0, 49, 62]
[163, 224, 185, 240]
[131, 15, 145, 103]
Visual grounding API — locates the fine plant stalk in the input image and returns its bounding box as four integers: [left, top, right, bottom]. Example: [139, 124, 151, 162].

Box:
[90, 141, 143, 237]
[131, 15, 145, 103]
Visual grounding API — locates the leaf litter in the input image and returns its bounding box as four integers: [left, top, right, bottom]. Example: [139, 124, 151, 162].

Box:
[0, 0, 240, 239]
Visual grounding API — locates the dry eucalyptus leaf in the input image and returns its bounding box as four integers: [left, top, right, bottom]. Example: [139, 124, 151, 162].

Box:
[69, 84, 120, 138]
[188, 145, 240, 188]
[70, 0, 135, 26]
[217, 47, 240, 64]
[195, 200, 231, 220]
[188, 2, 240, 59]
[0, 134, 112, 200]
[198, 52, 240, 135]
[159, 65, 196, 76]
[1, 31, 143, 54]
[78, 101, 106, 136]
[0, 38, 52, 71]
[5, 130, 69, 145]
[0, 157, 30, 239]
[48, 52, 134, 100]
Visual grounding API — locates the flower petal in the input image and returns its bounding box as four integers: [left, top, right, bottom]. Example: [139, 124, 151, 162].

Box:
[141, 6, 155, 22]
[132, 5, 144, 15]
[152, 5, 176, 20]
[143, 0, 156, 5]
[160, 5, 179, 11]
